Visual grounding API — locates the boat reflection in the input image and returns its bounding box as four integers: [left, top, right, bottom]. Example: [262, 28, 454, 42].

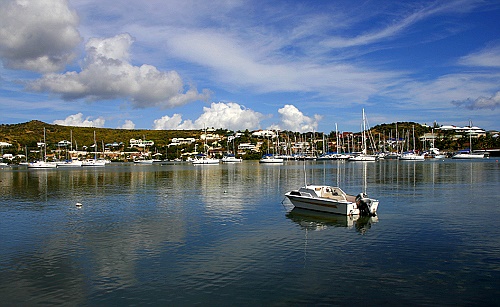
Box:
[286, 207, 378, 234]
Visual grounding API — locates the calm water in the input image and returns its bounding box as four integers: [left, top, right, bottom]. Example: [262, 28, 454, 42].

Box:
[1, 160, 499, 306]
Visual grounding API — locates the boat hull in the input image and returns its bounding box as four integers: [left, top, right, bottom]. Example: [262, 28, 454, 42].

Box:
[192, 158, 220, 165]
[56, 160, 83, 167]
[399, 154, 425, 161]
[348, 155, 377, 161]
[286, 193, 357, 215]
[452, 153, 485, 159]
[27, 161, 57, 169]
[82, 159, 106, 167]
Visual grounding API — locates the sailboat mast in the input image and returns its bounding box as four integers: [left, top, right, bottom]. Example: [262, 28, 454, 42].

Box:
[469, 120, 473, 153]
[93, 131, 97, 160]
[412, 125, 415, 151]
[335, 123, 339, 153]
[43, 127, 46, 162]
[362, 108, 367, 154]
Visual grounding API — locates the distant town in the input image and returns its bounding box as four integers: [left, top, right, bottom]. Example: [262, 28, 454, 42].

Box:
[1, 120, 499, 165]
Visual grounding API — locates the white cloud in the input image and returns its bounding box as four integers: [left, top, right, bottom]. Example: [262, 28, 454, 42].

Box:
[452, 91, 500, 110]
[53, 113, 105, 127]
[0, 0, 81, 73]
[153, 114, 195, 130]
[271, 105, 321, 133]
[117, 120, 136, 129]
[29, 33, 211, 108]
[459, 44, 500, 68]
[153, 102, 263, 130]
[194, 102, 263, 130]
[322, 1, 474, 49]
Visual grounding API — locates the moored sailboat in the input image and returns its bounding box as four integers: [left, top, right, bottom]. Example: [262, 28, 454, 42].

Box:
[82, 131, 106, 167]
[452, 121, 485, 159]
[348, 109, 377, 162]
[28, 128, 57, 169]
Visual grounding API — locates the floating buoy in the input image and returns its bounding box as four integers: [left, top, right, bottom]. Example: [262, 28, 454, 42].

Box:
[76, 202, 83, 207]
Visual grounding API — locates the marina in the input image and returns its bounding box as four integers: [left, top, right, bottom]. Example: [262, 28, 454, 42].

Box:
[1, 159, 499, 305]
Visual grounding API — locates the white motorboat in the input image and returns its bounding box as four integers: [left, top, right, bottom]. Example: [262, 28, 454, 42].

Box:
[221, 154, 242, 163]
[285, 185, 379, 216]
[259, 154, 284, 163]
[192, 154, 219, 165]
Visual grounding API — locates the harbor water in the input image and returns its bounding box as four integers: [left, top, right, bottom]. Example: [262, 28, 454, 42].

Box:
[1, 160, 499, 305]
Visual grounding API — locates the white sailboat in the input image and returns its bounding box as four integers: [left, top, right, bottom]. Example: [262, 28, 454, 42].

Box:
[259, 135, 283, 163]
[192, 126, 219, 165]
[82, 131, 106, 166]
[348, 109, 377, 162]
[221, 137, 242, 163]
[399, 125, 425, 161]
[57, 130, 83, 167]
[452, 121, 485, 159]
[28, 128, 57, 169]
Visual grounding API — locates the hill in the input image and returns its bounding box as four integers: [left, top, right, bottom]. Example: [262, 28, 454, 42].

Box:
[0, 120, 200, 151]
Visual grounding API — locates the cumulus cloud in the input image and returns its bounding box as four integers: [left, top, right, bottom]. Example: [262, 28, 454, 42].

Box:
[53, 113, 105, 127]
[452, 91, 500, 110]
[153, 114, 195, 130]
[117, 120, 136, 129]
[153, 102, 263, 130]
[29, 33, 211, 108]
[270, 105, 321, 133]
[0, 0, 81, 73]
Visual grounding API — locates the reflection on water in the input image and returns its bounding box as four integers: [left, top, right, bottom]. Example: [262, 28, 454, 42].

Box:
[1, 160, 500, 305]
[286, 207, 377, 234]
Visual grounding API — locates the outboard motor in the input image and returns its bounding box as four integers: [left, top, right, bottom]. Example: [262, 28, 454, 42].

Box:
[355, 193, 373, 216]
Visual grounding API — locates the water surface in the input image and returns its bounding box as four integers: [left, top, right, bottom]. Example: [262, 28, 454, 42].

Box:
[1, 160, 499, 305]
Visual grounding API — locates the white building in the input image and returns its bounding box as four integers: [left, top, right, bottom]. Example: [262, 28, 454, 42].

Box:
[169, 137, 196, 146]
[438, 124, 486, 138]
[129, 139, 154, 148]
[238, 143, 257, 151]
[58, 140, 71, 147]
[201, 133, 222, 141]
[252, 130, 277, 138]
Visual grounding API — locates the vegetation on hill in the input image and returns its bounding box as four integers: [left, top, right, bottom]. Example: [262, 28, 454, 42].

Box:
[0, 120, 200, 151]
[0, 120, 498, 161]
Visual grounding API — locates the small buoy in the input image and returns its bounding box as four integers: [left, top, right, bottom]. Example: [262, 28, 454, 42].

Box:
[224, 190, 227, 194]
[76, 202, 83, 207]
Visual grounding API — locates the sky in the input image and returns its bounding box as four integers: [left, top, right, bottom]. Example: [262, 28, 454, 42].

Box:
[0, 0, 499, 133]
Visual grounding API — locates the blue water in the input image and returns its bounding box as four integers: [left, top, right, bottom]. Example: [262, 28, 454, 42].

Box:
[1, 160, 499, 305]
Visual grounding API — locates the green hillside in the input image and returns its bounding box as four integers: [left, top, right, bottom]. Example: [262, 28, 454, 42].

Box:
[0, 120, 200, 151]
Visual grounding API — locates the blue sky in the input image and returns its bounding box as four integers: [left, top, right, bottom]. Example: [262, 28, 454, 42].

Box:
[1, 0, 499, 133]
